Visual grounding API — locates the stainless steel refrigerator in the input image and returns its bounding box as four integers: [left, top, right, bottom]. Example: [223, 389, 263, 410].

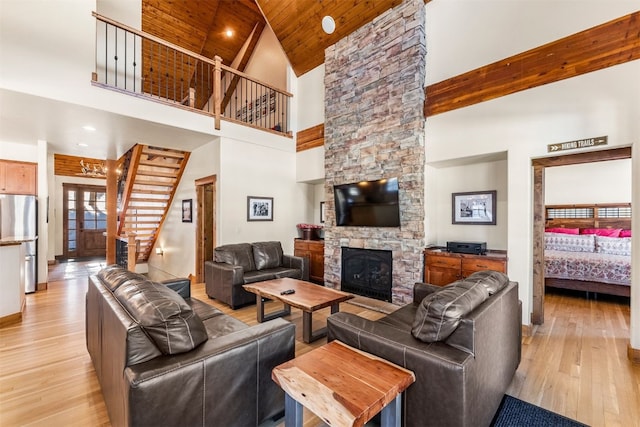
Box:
[0, 194, 37, 293]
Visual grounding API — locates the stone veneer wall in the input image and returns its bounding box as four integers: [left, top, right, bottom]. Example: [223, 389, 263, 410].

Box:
[323, 0, 426, 304]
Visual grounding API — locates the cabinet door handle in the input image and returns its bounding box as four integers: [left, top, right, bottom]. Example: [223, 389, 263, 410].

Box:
[477, 264, 488, 268]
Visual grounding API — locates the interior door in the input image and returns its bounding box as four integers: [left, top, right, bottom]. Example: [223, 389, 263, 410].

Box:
[63, 184, 107, 258]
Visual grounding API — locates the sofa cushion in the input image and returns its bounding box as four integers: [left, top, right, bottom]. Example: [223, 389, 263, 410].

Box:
[411, 281, 489, 342]
[252, 241, 283, 270]
[114, 279, 208, 355]
[462, 270, 509, 295]
[215, 243, 256, 272]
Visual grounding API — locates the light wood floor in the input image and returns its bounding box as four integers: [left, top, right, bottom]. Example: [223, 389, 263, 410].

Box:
[0, 260, 638, 427]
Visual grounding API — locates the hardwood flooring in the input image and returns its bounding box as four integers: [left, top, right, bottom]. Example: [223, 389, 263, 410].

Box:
[0, 261, 638, 427]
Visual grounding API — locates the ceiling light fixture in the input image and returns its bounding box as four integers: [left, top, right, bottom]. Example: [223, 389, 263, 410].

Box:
[77, 143, 89, 147]
[83, 125, 96, 132]
[322, 16, 335, 34]
[225, 29, 233, 38]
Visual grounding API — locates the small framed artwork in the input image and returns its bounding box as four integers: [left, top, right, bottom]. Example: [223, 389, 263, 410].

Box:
[320, 201, 326, 223]
[452, 190, 496, 225]
[247, 196, 274, 221]
[182, 199, 193, 223]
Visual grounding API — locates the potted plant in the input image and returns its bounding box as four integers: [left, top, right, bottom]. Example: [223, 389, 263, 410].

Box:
[296, 223, 323, 240]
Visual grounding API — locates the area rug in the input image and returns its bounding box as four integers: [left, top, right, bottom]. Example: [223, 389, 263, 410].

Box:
[491, 395, 588, 427]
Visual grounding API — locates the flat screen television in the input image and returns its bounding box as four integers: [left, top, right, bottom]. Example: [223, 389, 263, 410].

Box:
[334, 177, 400, 227]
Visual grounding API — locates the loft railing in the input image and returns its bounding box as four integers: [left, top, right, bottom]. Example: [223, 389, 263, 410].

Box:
[92, 12, 291, 135]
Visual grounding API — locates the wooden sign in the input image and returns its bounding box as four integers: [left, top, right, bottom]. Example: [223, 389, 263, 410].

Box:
[547, 136, 607, 153]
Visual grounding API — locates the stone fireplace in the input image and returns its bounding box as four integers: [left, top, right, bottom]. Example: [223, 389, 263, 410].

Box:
[323, 0, 426, 305]
[341, 247, 393, 302]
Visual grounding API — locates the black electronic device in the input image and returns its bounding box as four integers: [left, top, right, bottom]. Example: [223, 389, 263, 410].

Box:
[446, 241, 487, 255]
[334, 177, 400, 227]
[280, 289, 295, 295]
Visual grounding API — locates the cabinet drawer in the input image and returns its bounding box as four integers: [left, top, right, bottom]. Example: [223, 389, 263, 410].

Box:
[294, 241, 310, 251]
[426, 255, 461, 269]
[461, 258, 505, 273]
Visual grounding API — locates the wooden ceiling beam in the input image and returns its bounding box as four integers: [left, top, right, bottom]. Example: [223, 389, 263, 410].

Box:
[424, 12, 640, 117]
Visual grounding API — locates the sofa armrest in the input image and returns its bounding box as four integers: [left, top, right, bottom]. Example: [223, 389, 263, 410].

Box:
[413, 282, 441, 304]
[160, 277, 191, 299]
[282, 254, 309, 281]
[205, 260, 244, 305]
[124, 318, 295, 426]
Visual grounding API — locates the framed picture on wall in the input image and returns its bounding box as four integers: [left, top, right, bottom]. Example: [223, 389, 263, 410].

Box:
[247, 196, 274, 221]
[182, 199, 193, 223]
[452, 190, 496, 225]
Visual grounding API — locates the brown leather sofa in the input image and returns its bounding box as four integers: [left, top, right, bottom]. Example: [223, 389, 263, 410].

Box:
[327, 271, 521, 427]
[204, 241, 308, 309]
[86, 265, 295, 427]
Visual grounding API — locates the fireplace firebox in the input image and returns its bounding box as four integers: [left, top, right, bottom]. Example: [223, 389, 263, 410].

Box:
[341, 247, 392, 302]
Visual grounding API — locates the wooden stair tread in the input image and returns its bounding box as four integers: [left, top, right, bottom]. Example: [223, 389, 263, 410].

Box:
[135, 170, 179, 178]
[138, 160, 182, 169]
[142, 148, 187, 159]
[133, 180, 175, 186]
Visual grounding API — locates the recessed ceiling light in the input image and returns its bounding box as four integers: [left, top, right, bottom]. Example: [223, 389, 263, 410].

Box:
[225, 29, 233, 38]
[77, 143, 89, 147]
[83, 125, 96, 132]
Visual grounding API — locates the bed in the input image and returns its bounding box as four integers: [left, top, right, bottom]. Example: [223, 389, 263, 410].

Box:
[544, 203, 632, 298]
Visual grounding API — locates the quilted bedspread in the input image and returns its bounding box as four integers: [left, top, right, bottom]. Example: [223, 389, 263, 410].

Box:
[544, 250, 631, 286]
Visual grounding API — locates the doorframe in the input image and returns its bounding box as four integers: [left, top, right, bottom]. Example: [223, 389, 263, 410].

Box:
[195, 175, 217, 283]
[531, 146, 632, 324]
[62, 182, 107, 259]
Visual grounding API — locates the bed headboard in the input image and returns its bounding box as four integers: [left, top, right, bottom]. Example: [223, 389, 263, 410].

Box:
[545, 203, 631, 230]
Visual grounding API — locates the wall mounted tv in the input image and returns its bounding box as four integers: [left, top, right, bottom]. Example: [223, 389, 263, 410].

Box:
[334, 177, 400, 227]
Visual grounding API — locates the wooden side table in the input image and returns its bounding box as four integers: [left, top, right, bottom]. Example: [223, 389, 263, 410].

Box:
[272, 341, 415, 427]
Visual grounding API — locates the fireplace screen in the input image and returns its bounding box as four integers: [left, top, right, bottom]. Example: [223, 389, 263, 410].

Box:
[341, 247, 392, 302]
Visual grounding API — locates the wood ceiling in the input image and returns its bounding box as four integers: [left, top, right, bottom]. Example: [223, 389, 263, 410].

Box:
[141, 0, 411, 77]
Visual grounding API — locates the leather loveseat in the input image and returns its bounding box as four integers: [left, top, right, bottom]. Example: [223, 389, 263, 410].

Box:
[204, 241, 308, 309]
[327, 271, 521, 427]
[86, 265, 295, 427]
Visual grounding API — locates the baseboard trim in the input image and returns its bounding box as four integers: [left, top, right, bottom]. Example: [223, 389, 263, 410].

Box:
[0, 311, 22, 327]
[628, 344, 640, 364]
[522, 324, 535, 337]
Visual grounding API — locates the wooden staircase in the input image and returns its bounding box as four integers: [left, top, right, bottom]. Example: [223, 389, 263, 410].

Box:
[117, 145, 190, 263]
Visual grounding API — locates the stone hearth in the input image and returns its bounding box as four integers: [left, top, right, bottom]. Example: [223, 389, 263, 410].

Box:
[322, 0, 426, 305]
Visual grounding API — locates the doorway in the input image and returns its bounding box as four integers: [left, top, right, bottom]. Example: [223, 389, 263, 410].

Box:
[62, 183, 107, 259]
[195, 175, 217, 283]
[531, 146, 632, 324]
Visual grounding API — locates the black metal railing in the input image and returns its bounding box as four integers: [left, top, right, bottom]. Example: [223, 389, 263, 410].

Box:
[92, 12, 291, 135]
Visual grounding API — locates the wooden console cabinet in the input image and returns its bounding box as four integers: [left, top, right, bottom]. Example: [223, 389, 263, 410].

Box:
[0, 160, 37, 195]
[294, 239, 325, 285]
[424, 248, 507, 286]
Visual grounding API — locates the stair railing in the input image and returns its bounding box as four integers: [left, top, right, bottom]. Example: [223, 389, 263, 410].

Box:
[92, 12, 292, 135]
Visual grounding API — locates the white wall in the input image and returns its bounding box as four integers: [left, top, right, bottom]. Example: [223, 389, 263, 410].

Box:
[427, 159, 508, 249]
[425, 0, 639, 339]
[149, 122, 311, 278]
[296, 64, 325, 130]
[245, 26, 288, 91]
[545, 159, 631, 204]
[148, 139, 220, 278]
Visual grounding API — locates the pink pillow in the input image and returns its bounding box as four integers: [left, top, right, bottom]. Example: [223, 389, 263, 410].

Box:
[580, 228, 622, 237]
[545, 227, 579, 235]
[620, 229, 632, 237]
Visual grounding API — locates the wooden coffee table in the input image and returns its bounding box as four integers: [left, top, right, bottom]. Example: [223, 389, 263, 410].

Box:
[272, 340, 415, 427]
[243, 278, 353, 343]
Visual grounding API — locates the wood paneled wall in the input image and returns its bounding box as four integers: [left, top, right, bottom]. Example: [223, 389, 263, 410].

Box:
[54, 154, 106, 179]
[425, 12, 640, 117]
[296, 124, 324, 152]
